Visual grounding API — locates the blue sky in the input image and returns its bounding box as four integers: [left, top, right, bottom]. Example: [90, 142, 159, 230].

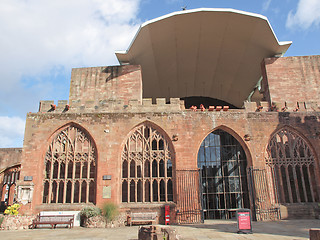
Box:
[0, 0, 319, 148]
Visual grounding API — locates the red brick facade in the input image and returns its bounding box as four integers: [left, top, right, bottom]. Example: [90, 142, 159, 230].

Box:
[262, 55, 320, 107]
[0, 148, 21, 171]
[1, 59, 320, 222]
[69, 65, 142, 105]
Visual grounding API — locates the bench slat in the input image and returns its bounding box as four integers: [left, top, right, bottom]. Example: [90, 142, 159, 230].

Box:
[128, 212, 158, 226]
[30, 215, 74, 229]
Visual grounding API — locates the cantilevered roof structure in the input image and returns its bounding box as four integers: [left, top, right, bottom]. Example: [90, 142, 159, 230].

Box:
[116, 8, 291, 108]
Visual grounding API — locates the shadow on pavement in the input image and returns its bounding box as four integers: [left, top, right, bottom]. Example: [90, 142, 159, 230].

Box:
[176, 219, 318, 239]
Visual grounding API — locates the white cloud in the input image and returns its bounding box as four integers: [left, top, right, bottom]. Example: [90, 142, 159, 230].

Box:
[0, 0, 141, 98]
[0, 0, 141, 147]
[0, 0, 141, 78]
[0, 116, 25, 148]
[262, 0, 272, 11]
[286, 0, 320, 29]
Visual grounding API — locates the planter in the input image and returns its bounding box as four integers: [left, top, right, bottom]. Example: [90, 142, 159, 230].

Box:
[82, 215, 106, 228]
[0, 215, 36, 230]
[81, 212, 127, 228]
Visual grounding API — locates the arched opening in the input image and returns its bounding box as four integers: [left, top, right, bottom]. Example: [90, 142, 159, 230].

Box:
[74, 181, 80, 203]
[42, 124, 97, 204]
[266, 128, 319, 204]
[122, 180, 128, 202]
[0, 165, 20, 205]
[121, 123, 174, 203]
[197, 129, 250, 219]
[58, 181, 64, 203]
[81, 181, 87, 203]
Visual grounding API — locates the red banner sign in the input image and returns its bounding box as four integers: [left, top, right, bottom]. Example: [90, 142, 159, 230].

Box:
[237, 209, 252, 234]
[238, 212, 251, 230]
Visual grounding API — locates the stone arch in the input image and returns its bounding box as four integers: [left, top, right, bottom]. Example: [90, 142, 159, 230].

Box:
[42, 123, 97, 204]
[266, 126, 319, 203]
[121, 121, 175, 203]
[197, 125, 252, 167]
[0, 164, 20, 205]
[197, 126, 250, 219]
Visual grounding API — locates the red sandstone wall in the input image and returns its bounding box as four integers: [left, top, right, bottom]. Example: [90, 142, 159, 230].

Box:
[69, 65, 142, 105]
[18, 109, 320, 215]
[0, 148, 22, 172]
[16, 57, 320, 218]
[262, 55, 320, 104]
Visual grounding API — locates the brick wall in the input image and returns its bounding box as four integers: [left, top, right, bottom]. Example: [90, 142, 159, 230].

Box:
[18, 107, 320, 215]
[13, 58, 320, 219]
[69, 65, 142, 106]
[0, 148, 22, 171]
[262, 55, 320, 105]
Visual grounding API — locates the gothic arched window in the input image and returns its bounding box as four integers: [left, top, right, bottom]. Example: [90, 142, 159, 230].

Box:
[266, 128, 319, 203]
[121, 124, 174, 203]
[42, 125, 97, 204]
[0, 165, 20, 205]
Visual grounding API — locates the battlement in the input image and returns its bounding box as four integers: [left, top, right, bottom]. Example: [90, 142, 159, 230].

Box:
[38, 98, 184, 113]
[244, 101, 320, 112]
[38, 99, 320, 114]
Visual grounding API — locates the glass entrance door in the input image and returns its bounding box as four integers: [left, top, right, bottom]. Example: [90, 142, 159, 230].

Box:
[197, 129, 250, 219]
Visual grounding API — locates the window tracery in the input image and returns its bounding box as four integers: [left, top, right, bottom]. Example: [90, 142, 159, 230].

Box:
[0, 165, 20, 205]
[266, 128, 319, 203]
[121, 124, 173, 203]
[42, 125, 96, 204]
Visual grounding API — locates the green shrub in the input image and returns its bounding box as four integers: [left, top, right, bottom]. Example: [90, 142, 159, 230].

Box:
[102, 202, 118, 222]
[80, 206, 102, 218]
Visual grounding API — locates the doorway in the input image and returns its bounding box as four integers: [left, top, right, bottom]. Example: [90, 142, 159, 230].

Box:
[197, 129, 250, 219]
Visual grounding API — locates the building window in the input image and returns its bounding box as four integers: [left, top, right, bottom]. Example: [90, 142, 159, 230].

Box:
[197, 129, 249, 219]
[266, 128, 319, 203]
[42, 125, 96, 204]
[121, 124, 173, 203]
[0, 166, 20, 205]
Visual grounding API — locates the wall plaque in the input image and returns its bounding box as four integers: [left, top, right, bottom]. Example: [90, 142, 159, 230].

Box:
[103, 186, 111, 199]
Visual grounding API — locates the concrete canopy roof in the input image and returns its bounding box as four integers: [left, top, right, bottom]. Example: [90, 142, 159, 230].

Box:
[116, 8, 291, 108]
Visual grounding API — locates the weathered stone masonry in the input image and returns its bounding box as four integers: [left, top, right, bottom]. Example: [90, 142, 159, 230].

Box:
[1, 47, 320, 222]
[18, 100, 320, 218]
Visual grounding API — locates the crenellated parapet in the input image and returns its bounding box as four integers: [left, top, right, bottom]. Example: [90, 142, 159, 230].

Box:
[38, 98, 184, 113]
[39, 99, 320, 114]
[39, 100, 69, 113]
[244, 101, 320, 112]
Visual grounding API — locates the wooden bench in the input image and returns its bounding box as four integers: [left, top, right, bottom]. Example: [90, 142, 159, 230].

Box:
[30, 214, 74, 229]
[127, 212, 158, 226]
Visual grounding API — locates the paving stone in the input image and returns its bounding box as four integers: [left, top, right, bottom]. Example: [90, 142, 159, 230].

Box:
[1, 219, 318, 240]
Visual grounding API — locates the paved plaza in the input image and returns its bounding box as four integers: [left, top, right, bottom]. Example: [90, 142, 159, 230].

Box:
[0, 219, 319, 240]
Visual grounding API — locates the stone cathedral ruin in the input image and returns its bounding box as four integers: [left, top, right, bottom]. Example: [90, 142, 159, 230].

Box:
[1, 9, 320, 223]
